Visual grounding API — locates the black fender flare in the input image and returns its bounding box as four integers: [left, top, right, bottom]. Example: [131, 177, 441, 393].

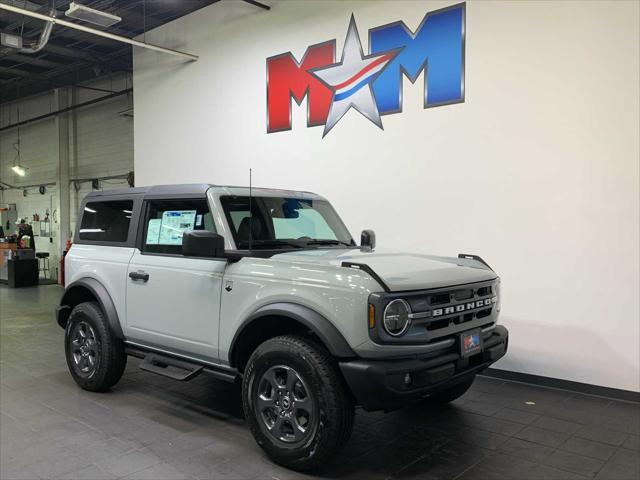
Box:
[229, 302, 356, 362]
[58, 278, 124, 339]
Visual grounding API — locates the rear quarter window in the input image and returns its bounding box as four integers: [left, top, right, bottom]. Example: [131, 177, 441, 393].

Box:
[79, 200, 133, 243]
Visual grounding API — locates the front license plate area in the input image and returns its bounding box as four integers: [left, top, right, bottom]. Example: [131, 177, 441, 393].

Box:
[460, 329, 483, 357]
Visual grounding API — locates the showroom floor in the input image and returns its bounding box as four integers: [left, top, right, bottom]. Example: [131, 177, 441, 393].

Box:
[0, 285, 638, 480]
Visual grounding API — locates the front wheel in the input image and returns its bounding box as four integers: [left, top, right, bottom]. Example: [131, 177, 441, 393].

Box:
[242, 336, 354, 471]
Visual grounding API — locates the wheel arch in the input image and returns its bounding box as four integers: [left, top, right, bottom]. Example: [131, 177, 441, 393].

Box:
[229, 303, 355, 372]
[57, 278, 124, 339]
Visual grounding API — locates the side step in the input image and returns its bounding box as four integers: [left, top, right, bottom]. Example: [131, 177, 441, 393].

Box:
[139, 353, 204, 381]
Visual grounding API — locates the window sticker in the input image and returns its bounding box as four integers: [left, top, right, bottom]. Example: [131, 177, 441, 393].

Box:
[146, 218, 162, 244]
[156, 210, 197, 245]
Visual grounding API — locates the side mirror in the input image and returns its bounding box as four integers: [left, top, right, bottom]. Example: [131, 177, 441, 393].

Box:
[360, 229, 376, 252]
[182, 230, 225, 258]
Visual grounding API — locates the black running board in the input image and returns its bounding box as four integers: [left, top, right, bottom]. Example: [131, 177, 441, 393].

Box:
[124, 344, 239, 383]
[139, 353, 204, 381]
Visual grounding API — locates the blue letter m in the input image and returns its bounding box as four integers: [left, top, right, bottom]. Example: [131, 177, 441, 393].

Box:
[369, 3, 465, 114]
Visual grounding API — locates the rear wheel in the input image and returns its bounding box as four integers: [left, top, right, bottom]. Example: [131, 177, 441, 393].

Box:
[423, 375, 475, 405]
[242, 335, 354, 470]
[64, 302, 126, 392]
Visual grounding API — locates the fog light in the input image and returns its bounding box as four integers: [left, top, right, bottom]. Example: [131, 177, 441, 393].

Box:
[404, 373, 412, 386]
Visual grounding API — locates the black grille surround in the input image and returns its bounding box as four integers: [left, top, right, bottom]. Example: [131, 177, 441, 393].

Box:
[368, 278, 500, 346]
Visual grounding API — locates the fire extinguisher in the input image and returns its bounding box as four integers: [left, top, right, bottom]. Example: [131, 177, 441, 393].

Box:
[59, 239, 72, 286]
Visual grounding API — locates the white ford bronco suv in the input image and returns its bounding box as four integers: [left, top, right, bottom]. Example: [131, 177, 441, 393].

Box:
[57, 184, 508, 470]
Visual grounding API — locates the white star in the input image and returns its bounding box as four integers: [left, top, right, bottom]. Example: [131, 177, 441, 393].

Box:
[311, 15, 398, 137]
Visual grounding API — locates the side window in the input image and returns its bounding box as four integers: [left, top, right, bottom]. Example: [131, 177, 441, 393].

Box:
[79, 200, 133, 243]
[142, 199, 214, 255]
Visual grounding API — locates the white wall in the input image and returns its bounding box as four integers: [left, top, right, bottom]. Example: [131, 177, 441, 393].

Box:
[133, 0, 640, 392]
[0, 73, 134, 272]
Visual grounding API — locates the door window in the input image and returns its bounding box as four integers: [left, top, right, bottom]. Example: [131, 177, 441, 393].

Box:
[142, 199, 214, 255]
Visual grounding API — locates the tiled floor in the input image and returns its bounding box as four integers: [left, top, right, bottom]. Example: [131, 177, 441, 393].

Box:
[1, 284, 638, 480]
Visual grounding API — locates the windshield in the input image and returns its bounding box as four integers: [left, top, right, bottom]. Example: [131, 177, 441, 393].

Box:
[220, 196, 354, 250]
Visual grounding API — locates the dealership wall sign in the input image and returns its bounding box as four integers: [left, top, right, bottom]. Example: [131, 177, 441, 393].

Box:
[266, 3, 465, 136]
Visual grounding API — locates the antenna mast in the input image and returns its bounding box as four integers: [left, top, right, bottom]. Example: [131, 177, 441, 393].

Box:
[248, 168, 252, 251]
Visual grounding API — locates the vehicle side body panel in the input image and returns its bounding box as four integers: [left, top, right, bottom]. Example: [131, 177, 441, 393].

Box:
[125, 250, 225, 360]
[59, 278, 125, 338]
[65, 244, 135, 329]
[218, 255, 379, 364]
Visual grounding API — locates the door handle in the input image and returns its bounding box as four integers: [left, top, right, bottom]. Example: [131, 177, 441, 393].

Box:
[129, 271, 149, 282]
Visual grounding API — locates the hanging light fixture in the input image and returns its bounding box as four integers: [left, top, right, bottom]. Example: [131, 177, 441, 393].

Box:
[10, 97, 28, 177]
[12, 165, 27, 176]
[12, 136, 28, 177]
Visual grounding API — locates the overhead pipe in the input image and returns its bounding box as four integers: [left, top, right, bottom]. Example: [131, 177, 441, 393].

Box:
[0, 180, 56, 190]
[0, 88, 132, 132]
[17, 0, 55, 54]
[0, 173, 131, 191]
[0, 2, 198, 61]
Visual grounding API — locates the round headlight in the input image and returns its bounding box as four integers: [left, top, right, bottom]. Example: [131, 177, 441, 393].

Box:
[383, 299, 411, 336]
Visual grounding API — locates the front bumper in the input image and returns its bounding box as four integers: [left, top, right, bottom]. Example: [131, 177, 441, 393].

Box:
[339, 325, 508, 411]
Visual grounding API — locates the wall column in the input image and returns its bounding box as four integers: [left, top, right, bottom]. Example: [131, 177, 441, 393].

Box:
[54, 88, 71, 256]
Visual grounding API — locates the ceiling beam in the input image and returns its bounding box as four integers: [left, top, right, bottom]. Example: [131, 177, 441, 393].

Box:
[0, 45, 131, 88]
[0, 53, 61, 69]
[41, 43, 102, 62]
[0, 66, 32, 77]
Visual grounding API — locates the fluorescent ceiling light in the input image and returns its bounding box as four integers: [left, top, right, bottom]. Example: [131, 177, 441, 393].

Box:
[0, 32, 23, 49]
[65, 2, 121, 28]
[84, 206, 97, 213]
[12, 165, 27, 176]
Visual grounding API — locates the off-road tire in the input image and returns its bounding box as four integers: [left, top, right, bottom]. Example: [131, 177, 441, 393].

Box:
[424, 375, 475, 405]
[242, 335, 354, 471]
[64, 301, 127, 392]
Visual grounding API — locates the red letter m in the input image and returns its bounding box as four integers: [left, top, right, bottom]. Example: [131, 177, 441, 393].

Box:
[266, 41, 334, 133]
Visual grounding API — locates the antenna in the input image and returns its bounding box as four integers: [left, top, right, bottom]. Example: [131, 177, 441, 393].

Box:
[248, 168, 252, 251]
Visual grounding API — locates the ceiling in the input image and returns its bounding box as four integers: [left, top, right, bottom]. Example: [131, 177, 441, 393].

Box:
[0, 0, 228, 104]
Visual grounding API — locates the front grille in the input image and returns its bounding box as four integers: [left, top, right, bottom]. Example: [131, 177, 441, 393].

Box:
[422, 307, 492, 332]
[453, 289, 474, 301]
[369, 278, 500, 346]
[408, 280, 498, 341]
[430, 293, 451, 305]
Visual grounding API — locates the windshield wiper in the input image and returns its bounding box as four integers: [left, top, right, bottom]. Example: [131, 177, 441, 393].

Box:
[303, 239, 353, 247]
[240, 239, 305, 249]
[239, 239, 353, 249]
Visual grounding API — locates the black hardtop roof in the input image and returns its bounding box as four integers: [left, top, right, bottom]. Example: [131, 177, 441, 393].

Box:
[85, 183, 213, 198]
[83, 184, 319, 199]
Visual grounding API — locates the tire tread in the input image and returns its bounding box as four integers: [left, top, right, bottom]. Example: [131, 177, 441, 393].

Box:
[242, 335, 354, 470]
[65, 301, 126, 392]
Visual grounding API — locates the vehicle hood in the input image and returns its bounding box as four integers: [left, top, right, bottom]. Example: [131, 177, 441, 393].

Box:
[271, 248, 497, 292]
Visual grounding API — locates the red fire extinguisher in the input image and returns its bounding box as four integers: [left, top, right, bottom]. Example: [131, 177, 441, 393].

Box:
[59, 239, 72, 286]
